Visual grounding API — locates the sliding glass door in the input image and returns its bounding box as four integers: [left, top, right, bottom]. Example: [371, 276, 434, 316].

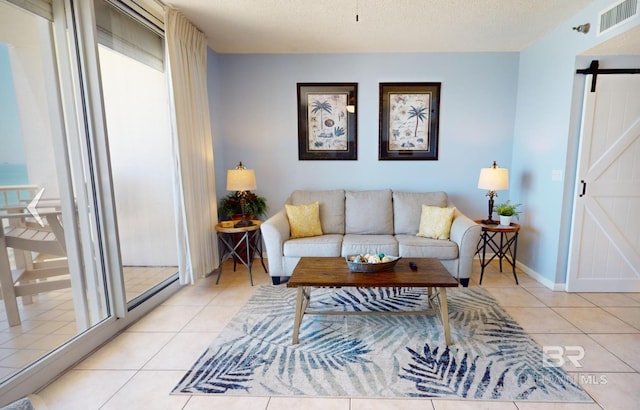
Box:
[0, 0, 109, 382]
[0, 0, 181, 401]
[94, 0, 178, 304]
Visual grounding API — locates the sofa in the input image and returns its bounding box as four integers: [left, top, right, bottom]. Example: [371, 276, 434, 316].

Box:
[260, 189, 481, 286]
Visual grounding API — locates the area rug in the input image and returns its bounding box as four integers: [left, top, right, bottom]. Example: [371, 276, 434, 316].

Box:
[173, 286, 592, 402]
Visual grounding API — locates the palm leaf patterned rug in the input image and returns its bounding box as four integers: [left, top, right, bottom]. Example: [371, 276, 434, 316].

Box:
[173, 286, 592, 402]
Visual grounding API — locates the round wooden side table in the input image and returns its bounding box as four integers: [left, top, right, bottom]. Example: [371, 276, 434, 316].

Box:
[474, 220, 520, 285]
[215, 220, 268, 286]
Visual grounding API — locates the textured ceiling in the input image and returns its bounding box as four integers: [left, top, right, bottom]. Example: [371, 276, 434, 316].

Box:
[166, 0, 600, 54]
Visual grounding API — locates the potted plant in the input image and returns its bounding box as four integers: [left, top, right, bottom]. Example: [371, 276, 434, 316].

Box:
[219, 191, 268, 221]
[218, 191, 267, 265]
[494, 200, 521, 226]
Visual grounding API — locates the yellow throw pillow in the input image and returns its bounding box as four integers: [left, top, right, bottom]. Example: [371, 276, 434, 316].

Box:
[285, 202, 323, 238]
[416, 205, 456, 240]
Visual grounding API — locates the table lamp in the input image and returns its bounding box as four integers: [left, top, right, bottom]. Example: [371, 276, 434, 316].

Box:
[477, 161, 509, 224]
[226, 161, 257, 227]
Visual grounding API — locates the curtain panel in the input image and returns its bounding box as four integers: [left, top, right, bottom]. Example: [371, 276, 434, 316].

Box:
[165, 8, 217, 284]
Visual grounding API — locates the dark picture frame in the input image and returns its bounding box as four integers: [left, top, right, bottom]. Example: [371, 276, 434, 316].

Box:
[297, 83, 358, 160]
[379, 82, 441, 160]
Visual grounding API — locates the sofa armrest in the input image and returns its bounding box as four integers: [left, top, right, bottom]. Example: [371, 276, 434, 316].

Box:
[260, 209, 290, 277]
[449, 210, 481, 279]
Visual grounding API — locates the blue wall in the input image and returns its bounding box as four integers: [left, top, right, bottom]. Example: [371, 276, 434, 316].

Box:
[208, 52, 520, 219]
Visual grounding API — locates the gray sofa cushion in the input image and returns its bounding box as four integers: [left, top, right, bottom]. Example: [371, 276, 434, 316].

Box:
[283, 234, 343, 257]
[341, 234, 398, 257]
[393, 191, 448, 235]
[291, 189, 345, 234]
[395, 234, 459, 259]
[345, 189, 393, 234]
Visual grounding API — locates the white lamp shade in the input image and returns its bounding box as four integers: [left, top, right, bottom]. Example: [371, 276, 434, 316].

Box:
[478, 167, 509, 191]
[226, 168, 257, 191]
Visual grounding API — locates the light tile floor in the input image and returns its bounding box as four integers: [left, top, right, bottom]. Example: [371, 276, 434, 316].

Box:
[0, 266, 176, 380]
[29, 260, 640, 409]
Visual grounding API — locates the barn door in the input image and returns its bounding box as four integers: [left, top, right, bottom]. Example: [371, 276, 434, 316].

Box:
[566, 73, 640, 292]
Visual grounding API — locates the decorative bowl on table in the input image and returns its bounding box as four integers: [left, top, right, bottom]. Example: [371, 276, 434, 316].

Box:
[346, 254, 401, 273]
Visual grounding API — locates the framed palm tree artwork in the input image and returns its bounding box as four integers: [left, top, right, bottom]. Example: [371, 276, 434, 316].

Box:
[297, 83, 358, 160]
[379, 82, 441, 160]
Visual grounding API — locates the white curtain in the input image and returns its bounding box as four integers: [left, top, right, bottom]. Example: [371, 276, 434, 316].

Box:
[165, 8, 218, 285]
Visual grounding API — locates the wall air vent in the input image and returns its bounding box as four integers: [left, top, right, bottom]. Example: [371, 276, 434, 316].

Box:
[598, 0, 639, 35]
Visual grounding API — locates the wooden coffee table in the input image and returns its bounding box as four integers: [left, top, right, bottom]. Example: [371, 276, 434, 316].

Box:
[287, 257, 459, 345]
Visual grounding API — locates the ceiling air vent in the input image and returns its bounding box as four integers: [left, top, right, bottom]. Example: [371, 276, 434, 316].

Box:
[598, 0, 639, 35]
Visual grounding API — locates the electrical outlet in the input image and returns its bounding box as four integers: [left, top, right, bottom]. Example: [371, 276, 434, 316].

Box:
[552, 170, 563, 182]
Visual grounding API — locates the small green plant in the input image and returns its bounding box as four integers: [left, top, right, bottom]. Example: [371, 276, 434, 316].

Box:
[219, 191, 268, 220]
[494, 200, 521, 219]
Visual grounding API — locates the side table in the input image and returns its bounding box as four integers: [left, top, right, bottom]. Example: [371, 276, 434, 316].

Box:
[215, 220, 268, 286]
[474, 220, 520, 285]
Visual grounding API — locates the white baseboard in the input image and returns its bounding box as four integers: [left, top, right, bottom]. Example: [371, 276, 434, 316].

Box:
[475, 254, 561, 291]
[515, 260, 565, 291]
